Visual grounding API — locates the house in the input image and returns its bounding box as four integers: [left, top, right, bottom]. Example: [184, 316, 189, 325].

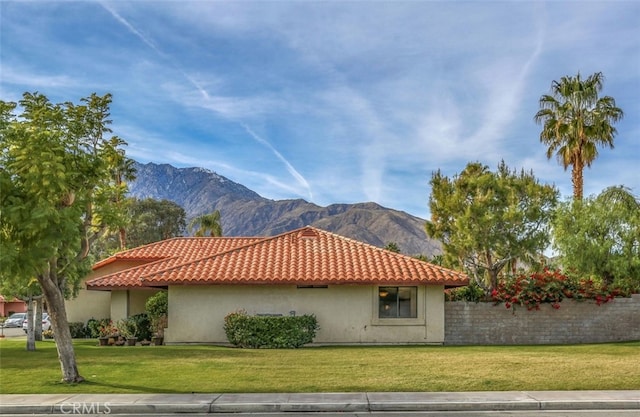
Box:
[0, 295, 27, 317]
[72, 226, 469, 345]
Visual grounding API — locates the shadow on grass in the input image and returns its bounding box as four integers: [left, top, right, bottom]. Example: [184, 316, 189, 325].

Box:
[69, 380, 183, 394]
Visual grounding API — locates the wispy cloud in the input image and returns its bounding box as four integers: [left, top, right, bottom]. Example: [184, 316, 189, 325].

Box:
[242, 124, 312, 200]
[0, 67, 76, 90]
[2, 1, 637, 218]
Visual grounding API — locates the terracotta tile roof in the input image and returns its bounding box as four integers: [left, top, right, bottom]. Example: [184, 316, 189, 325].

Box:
[86, 227, 468, 290]
[91, 237, 262, 270]
[86, 237, 262, 290]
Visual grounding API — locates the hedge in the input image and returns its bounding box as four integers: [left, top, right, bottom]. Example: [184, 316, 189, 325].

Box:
[224, 310, 319, 348]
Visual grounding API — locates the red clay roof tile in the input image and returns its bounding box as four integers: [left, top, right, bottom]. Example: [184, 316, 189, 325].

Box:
[86, 227, 468, 290]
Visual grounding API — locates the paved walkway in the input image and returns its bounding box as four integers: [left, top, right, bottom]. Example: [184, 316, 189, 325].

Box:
[1, 391, 639, 414]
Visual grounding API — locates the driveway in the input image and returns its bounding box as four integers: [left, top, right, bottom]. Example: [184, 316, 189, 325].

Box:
[0, 327, 26, 338]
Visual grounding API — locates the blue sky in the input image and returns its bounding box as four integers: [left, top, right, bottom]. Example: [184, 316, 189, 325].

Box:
[1, 1, 638, 219]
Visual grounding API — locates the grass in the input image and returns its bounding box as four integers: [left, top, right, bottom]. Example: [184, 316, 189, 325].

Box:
[1, 339, 639, 394]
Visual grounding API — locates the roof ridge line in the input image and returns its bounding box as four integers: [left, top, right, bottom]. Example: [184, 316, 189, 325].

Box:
[139, 226, 329, 283]
[139, 236, 275, 282]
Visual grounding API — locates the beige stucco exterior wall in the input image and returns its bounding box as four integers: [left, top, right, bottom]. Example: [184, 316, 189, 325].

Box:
[110, 289, 160, 322]
[66, 288, 111, 323]
[65, 260, 152, 324]
[425, 284, 445, 343]
[110, 291, 128, 323]
[130, 289, 157, 316]
[165, 284, 445, 345]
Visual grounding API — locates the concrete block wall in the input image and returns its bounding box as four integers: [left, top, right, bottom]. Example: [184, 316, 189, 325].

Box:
[444, 294, 640, 345]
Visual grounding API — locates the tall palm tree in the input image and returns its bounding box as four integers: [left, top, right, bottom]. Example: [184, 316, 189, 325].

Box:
[534, 72, 623, 200]
[105, 137, 137, 250]
[189, 210, 223, 237]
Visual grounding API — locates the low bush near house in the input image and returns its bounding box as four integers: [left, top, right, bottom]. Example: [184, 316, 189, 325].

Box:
[129, 313, 152, 341]
[224, 310, 319, 348]
[87, 318, 111, 338]
[69, 322, 90, 338]
[491, 268, 626, 310]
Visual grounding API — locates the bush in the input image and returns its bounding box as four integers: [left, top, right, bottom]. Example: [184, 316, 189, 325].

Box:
[129, 313, 152, 341]
[145, 291, 168, 338]
[491, 268, 627, 311]
[224, 310, 319, 348]
[445, 282, 486, 302]
[145, 291, 168, 318]
[69, 322, 90, 338]
[87, 318, 111, 338]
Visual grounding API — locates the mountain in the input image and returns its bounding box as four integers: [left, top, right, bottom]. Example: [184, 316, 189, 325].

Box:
[128, 162, 441, 257]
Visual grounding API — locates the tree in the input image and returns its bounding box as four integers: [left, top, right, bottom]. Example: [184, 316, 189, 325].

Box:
[552, 186, 640, 288]
[106, 140, 137, 250]
[0, 92, 129, 382]
[91, 197, 186, 259]
[425, 161, 558, 292]
[188, 210, 222, 237]
[534, 72, 623, 200]
[127, 198, 187, 247]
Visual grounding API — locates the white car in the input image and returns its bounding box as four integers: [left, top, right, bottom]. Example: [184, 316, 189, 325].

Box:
[22, 313, 52, 333]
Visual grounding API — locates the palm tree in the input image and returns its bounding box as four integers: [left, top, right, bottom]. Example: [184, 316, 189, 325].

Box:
[534, 72, 623, 200]
[105, 137, 137, 250]
[189, 210, 223, 237]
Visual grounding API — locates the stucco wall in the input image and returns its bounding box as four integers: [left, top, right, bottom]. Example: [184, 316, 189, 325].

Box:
[66, 260, 152, 324]
[109, 289, 159, 322]
[166, 284, 445, 345]
[445, 294, 640, 345]
[66, 288, 110, 323]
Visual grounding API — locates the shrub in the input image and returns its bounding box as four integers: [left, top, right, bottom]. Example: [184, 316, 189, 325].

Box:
[116, 318, 137, 339]
[87, 318, 111, 338]
[224, 310, 319, 348]
[145, 291, 168, 338]
[445, 282, 486, 302]
[145, 291, 168, 318]
[129, 313, 152, 341]
[491, 268, 626, 310]
[69, 322, 90, 338]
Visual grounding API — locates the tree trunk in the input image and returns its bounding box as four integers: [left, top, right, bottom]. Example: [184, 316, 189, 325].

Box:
[572, 159, 584, 200]
[488, 268, 499, 293]
[25, 298, 35, 351]
[35, 297, 43, 341]
[119, 227, 127, 251]
[37, 272, 84, 383]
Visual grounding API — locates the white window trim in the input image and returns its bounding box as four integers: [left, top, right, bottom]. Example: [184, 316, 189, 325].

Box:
[371, 285, 426, 326]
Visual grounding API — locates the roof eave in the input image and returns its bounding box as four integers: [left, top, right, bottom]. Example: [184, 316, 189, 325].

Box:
[138, 278, 470, 287]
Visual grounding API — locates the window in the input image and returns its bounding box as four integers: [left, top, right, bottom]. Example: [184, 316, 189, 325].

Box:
[378, 286, 417, 318]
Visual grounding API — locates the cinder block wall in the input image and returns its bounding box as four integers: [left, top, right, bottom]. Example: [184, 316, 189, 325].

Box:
[444, 294, 640, 345]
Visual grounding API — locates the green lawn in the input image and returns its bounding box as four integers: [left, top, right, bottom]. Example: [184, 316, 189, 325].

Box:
[1, 339, 639, 394]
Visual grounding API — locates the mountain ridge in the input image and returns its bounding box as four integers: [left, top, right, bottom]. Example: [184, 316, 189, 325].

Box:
[128, 161, 441, 257]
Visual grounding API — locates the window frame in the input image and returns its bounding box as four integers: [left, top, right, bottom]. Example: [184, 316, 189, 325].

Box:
[371, 285, 425, 326]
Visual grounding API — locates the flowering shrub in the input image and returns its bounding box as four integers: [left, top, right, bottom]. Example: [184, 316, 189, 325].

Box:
[491, 269, 624, 311]
[97, 320, 117, 338]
